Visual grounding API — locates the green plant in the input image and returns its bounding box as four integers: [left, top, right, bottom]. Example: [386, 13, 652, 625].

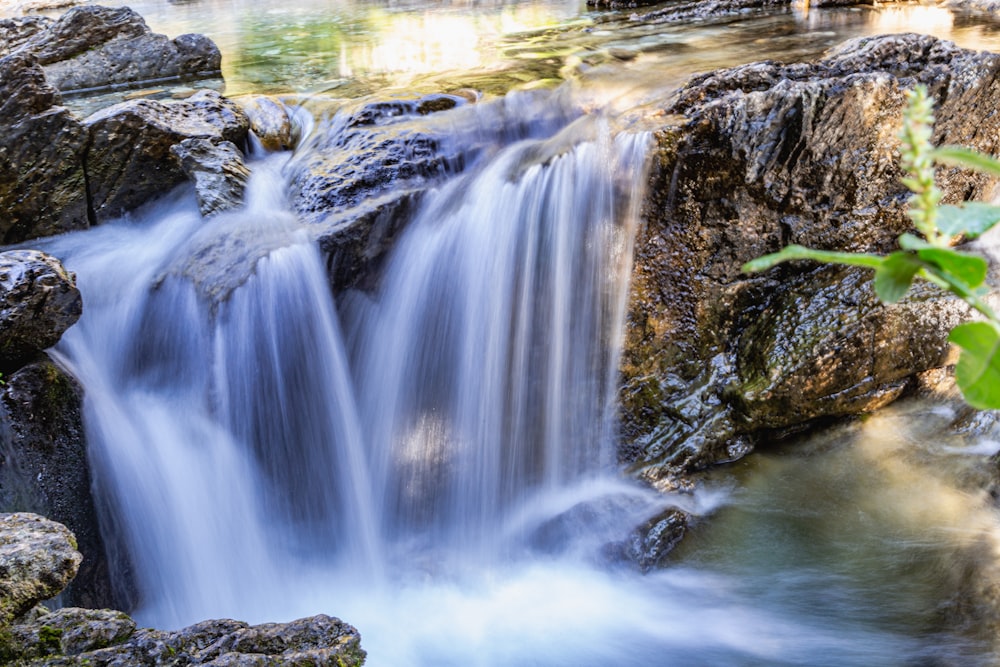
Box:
[743, 84, 1000, 410]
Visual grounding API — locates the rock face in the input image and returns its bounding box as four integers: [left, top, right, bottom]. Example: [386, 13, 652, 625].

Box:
[0, 515, 366, 666]
[9, 6, 221, 93]
[0, 250, 114, 610]
[622, 33, 1000, 481]
[85, 90, 250, 221]
[0, 53, 90, 244]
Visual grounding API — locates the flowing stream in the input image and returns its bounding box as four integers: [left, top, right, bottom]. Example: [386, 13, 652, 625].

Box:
[23, 0, 1000, 664]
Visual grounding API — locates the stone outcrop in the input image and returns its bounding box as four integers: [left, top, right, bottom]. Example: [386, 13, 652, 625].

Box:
[0, 52, 90, 244]
[622, 33, 1000, 482]
[0, 513, 80, 627]
[287, 94, 470, 291]
[8, 5, 221, 93]
[171, 138, 251, 218]
[0, 250, 114, 610]
[84, 90, 250, 221]
[0, 250, 82, 367]
[0, 514, 366, 666]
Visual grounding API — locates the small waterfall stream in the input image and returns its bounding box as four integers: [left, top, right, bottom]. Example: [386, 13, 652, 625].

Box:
[41, 88, 1000, 665]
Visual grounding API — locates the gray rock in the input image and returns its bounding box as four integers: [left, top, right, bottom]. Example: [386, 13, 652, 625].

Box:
[0, 250, 81, 365]
[21, 614, 366, 666]
[622, 33, 1000, 481]
[287, 94, 471, 291]
[0, 16, 52, 58]
[171, 138, 252, 217]
[0, 53, 90, 244]
[84, 90, 250, 222]
[0, 513, 81, 626]
[14, 5, 221, 93]
[618, 508, 689, 572]
[9, 607, 135, 659]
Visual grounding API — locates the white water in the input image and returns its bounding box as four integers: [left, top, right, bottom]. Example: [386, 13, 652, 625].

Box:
[42, 91, 998, 665]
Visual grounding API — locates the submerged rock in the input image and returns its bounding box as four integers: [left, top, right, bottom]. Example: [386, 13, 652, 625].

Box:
[623, 33, 1000, 481]
[0, 52, 90, 244]
[85, 90, 250, 221]
[10, 5, 221, 93]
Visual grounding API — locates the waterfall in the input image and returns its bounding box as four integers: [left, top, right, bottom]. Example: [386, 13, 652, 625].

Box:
[47, 97, 654, 631]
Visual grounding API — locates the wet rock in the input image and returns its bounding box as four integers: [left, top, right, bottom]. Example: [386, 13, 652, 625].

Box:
[84, 90, 250, 221]
[234, 95, 299, 152]
[617, 508, 689, 572]
[287, 94, 472, 290]
[12, 5, 221, 93]
[0, 513, 81, 626]
[623, 34, 1000, 481]
[9, 607, 136, 658]
[627, 0, 864, 22]
[0, 250, 81, 366]
[0, 52, 90, 244]
[171, 138, 252, 217]
[0, 358, 116, 611]
[14, 613, 366, 665]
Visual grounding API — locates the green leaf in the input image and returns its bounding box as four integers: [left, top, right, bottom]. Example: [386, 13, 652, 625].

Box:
[932, 146, 1000, 177]
[741, 245, 884, 273]
[936, 202, 1000, 238]
[948, 322, 1000, 409]
[916, 247, 988, 289]
[873, 252, 922, 303]
[897, 233, 929, 251]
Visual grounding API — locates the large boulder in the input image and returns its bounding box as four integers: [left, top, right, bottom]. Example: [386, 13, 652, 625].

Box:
[10, 5, 221, 93]
[0, 513, 80, 627]
[84, 90, 250, 222]
[622, 34, 1000, 482]
[0, 52, 90, 244]
[0, 250, 82, 367]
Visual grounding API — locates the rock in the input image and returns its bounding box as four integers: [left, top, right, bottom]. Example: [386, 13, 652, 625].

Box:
[0, 513, 80, 627]
[234, 95, 299, 152]
[626, 0, 865, 21]
[287, 94, 472, 290]
[13, 5, 221, 93]
[0, 250, 81, 366]
[171, 138, 252, 217]
[617, 508, 689, 572]
[7, 613, 366, 665]
[84, 90, 250, 222]
[0, 16, 52, 57]
[0, 52, 90, 244]
[623, 34, 1000, 481]
[0, 358, 117, 611]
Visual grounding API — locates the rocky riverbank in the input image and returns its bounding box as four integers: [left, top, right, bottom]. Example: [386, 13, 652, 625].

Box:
[0, 513, 366, 666]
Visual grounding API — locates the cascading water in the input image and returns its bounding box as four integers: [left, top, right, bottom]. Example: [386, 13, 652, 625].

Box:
[42, 88, 1000, 666]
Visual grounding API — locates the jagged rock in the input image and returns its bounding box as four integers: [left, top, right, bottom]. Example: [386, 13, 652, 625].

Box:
[11, 5, 221, 93]
[0, 513, 81, 627]
[0, 358, 116, 611]
[625, 0, 866, 21]
[84, 90, 250, 222]
[10, 613, 366, 665]
[9, 607, 136, 658]
[0, 250, 81, 366]
[234, 95, 299, 152]
[0, 53, 90, 244]
[622, 33, 1000, 481]
[171, 138, 251, 217]
[0, 16, 52, 57]
[287, 94, 471, 290]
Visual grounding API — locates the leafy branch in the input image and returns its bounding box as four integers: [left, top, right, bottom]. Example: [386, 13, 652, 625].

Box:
[743, 85, 1000, 409]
